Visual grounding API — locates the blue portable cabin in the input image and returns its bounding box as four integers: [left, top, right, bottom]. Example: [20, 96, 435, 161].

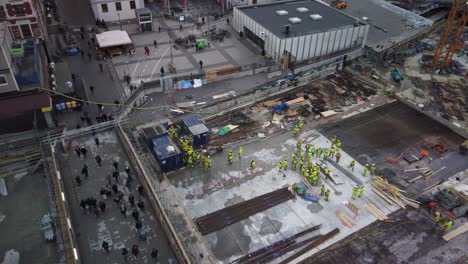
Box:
[147, 133, 184, 173]
[181, 115, 210, 148]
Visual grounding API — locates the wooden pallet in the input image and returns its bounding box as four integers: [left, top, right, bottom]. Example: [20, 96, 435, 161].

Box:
[336, 210, 356, 228]
[364, 203, 388, 221]
[346, 201, 359, 217]
[443, 222, 468, 241]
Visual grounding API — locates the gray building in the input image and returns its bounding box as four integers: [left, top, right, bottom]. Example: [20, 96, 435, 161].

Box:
[233, 0, 369, 69]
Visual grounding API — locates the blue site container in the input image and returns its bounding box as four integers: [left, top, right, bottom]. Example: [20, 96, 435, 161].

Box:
[181, 115, 210, 148]
[147, 133, 184, 172]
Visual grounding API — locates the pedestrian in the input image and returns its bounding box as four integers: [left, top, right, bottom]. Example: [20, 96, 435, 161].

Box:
[199, 60, 203, 69]
[137, 185, 144, 196]
[160, 66, 164, 76]
[179, 24, 183, 32]
[88, 41, 91, 47]
[87, 52, 92, 61]
[125, 166, 131, 175]
[132, 245, 139, 258]
[99, 201, 106, 212]
[97, 104, 103, 112]
[153, 40, 157, 48]
[137, 200, 145, 212]
[74, 146, 81, 157]
[75, 176, 82, 186]
[227, 17, 230, 24]
[120, 204, 127, 217]
[106, 174, 111, 187]
[151, 248, 159, 263]
[101, 114, 107, 122]
[112, 184, 119, 194]
[80, 199, 86, 211]
[89, 85, 94, 93]
[113, 161, 119, 170]
[129, 194, 135, 207]
[101, 241, 110, 253]
[158, 25, 161, 32]
[135, 221, 142, 230]
[202, 16, 205, 24]
[132, 208, 140, 222]
[144, 46, 149, 55]
[113, 170, 119, 183]
[95, 155, 102, 167]
[125, 176, 132, 189]
[122, 247, 129, 263]
[95, 137, 100, 146]
[81, 164, 89, 178]
[71, 73, 76, 82]
[80, 146, 87, 158]
[99, 63, 103, 72]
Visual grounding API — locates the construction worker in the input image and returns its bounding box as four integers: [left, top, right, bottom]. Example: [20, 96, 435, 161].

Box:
[335, 152, 341, 163]
[325, 189, 331, 201]
[359, 185, 365, 198]
[323, 150, 330, 160]
[304, 168, 310, 179]
[293, 126, 300, 137]
[204, 159, 209, 171]
[228, 150, 234, 165]
[297, 140, 302, 151]
[443, 220, 453, 231]
[298, 120, 304, 129]
[308, 162, 313, 171]
[352, 186, 359, 200]
[311, 171, 318, 185]
[331, 136, 337, 145]
[305, 144, 311, 154]
[317, 147, 322, 158]
[187, 157, 193, 168]
[434, 212, 443, 223]
[238, 146, 243, 159]
[362, 164, 369, 176]
[292, 157, 298, 170]
[336, 139, 342, 149]
[330, 146, 336, 158]
[278, 161, 283, 170]
[207, 157, 212, 168]
[300, 150, 305, 159]
[283, 159, 288, 170]
[349, 160, 355, 171]
[320, 184, 326, 196]
[291, 152, 296, 161]
[250, 160, 256, 171]
[299, 157, 305, 170]
[311, 145, 316, 157]
[370, 164, 377, 175]
[324, 167, 331, 178]
[307, 151, 313, 164]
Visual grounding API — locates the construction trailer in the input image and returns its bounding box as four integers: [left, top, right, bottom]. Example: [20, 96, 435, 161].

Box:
[146, 133, 184, 173]
[181, 115, 210, 148]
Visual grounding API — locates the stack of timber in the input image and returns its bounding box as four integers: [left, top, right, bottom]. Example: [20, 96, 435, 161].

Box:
[364, 203, 388, 221]
[371, 177, 420, 209]
[195, 187, 294, 235]
[336, 210, 356, 228]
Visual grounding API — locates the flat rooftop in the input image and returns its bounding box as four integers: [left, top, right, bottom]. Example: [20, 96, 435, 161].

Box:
[320, 0, 432, 51]
[237, 0, 357, 38]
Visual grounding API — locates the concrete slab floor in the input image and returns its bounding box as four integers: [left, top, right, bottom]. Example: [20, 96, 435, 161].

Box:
[167, 129, 400, 263]
[0, 172, 61, 264]
[56, 131, 175, 263]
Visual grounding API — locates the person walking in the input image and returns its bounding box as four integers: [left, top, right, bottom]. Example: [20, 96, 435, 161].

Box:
[144, 46, 150, 55]
[89, 85, 94, 93]
[138, 185, 144, 196]
[113, 170, 119, 183]
[227, 150, 233, 165]
[352, 186, 359, 200]
[131, 244, 139, 258]
[132, 208, 140, 222]
[362, 164, 369, 176]
[151, 248, 159, 263]
[250, 159, 256, 171]
[99, 201, 106, 213]
[153, 40, 157, 48]
[335, 152, 341, 163]
[120, 204, 127, 217]
[129, 194, 135, 207]
[359, 185, 365, 198]
[179, 24, 183, 32]
[75, 176, 82, 186]
[349, 160, 355, 171]
[101, 241, 110, 253]
[80, 146, 87, 158]
[87, 52, 92, 61]
[112, 184, 119, 194]
[325, 189, 331, 201]
[122, 247, 129, 263]
[199, 60, 203, 69]
[137, 200, 145, 212]
[95, 137, 100, 146]
[238, 146, 243, 159]
[95, 155, 102, 167]
[320, 184, 326, 196]
[113, 161, 119, 170]
[81, 164, 89, 178]
[74, 146, 81, 158]
[99, 63, 103, 72]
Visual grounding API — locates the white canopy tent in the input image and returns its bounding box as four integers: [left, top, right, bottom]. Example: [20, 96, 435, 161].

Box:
[96, 30, 132, 48]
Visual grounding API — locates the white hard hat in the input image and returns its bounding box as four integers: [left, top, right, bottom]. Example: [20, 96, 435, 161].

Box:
[366, 163, 369, 166]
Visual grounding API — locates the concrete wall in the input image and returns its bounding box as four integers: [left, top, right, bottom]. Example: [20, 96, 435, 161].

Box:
[90, 0, 144, 22]
[0, 24, 20, 93]
[233, 7, 369, 64]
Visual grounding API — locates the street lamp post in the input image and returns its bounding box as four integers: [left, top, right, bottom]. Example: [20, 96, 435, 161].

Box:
[118, 12, 122, 30]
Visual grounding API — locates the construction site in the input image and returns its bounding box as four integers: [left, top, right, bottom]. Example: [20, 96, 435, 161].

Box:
[2, 0, 468, 263]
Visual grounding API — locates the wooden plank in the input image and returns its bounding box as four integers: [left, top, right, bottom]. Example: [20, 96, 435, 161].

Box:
[408, 175, 423, 183]
[371, 188, 394, 205]
[364, 203, 388, 220]
[404, 167, 430, 172]
[443, 223, 468, 241]
[262, 100, 280, 107]
[321, 110, 337, 117]
[285, 97, 305, 105]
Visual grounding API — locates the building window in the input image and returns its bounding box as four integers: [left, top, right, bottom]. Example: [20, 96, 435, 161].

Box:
[115, 2, 122, 11]
[20, 24, 32, 38]
[130, 1, 136, 9]
[0, 75, 8, 86]
[12, 4, 26, 16]
[101, 3, 108, 13]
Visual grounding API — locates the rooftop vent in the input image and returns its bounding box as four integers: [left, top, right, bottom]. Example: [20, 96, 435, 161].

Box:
[288, 17, 302, 24]
[296, 7, 309, 13]
[276, 10, 288, 16]
[310, 14, 323, 21]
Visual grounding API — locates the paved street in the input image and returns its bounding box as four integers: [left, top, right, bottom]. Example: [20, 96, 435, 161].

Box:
[57, 131, 175, 263]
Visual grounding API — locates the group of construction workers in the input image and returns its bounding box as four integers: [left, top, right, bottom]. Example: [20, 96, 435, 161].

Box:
[434, 211, 454, 232]
[293, 120, 305, 137]
[352, 185, 365, 200]
[178, 133, 213, 171]
[227, 147, 256, 171]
